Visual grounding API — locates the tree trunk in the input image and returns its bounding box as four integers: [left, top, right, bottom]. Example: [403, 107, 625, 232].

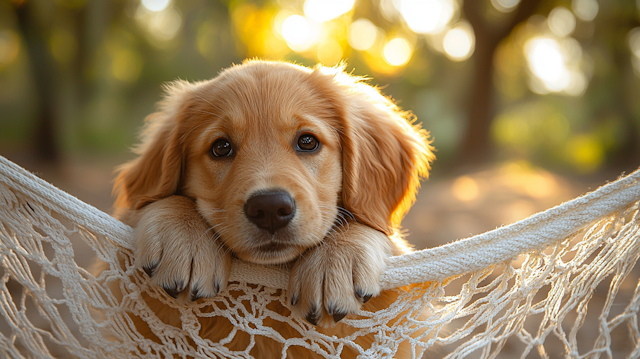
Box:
[457, 0, 542, 166]
[14, 1, 60, 164]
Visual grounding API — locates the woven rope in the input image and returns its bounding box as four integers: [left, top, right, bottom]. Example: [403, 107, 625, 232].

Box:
[1, 154, 640, 358]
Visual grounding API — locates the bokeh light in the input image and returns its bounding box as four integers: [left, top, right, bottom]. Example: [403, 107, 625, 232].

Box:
[398, 0, 455, 35]
[383, 37, 412, 66]
[525, 37, 586, 96]
[629, 28, 640, 58]
[303, 0, 355, 23]
[628, 27, 640, 77]
[50, 28, 77, 65]
[452, 176, 480, 202]
[572, 0, 599, 21]
[0, 30, 20, 68]
[273, 9, 295, 39]
[317, 39, 343, 65]
[526, 38, 569, 91]
[443, 22, 475, 61]
[548, 7, 576, 37]
[499, 162, 560, 199]
[491, 0, 521, 13]
[281, 15, 320, 52]
[141, 0, 170, 12]
[111, 49, 143, 83]
[565, 134, 604, 173]
[348, 18, 378, 51]
[135, 5, 182, 43]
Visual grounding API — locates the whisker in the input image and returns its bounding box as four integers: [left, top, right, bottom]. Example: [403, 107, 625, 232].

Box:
[338, 206, 355, 220]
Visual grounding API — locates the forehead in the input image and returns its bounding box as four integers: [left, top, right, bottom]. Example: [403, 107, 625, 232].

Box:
[193, 64, 337, 129]
[182, 63, 340, 145]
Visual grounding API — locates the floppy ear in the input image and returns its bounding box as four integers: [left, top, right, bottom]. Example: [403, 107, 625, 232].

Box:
[313, 67, 435, 235]
[113, 112, 184, 211]
[113, 80, 198, 211]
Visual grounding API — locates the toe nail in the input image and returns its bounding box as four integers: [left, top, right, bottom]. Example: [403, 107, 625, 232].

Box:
[163, 285, 180, 299]
[305, 305, 320, 326]
[176, 280, 186, 292]
[214, 281, 220, 295]
[163, 281, 185, 299]
[305, 313, 319, 326]
[332, 312, 347, 323]
[190, 288, 202, 301]
[142, 263, 158, 278]
[290, 294, 299, 306]
[355, 288, 372, 303]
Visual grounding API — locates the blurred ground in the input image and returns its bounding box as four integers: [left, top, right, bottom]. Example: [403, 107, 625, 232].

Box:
[403, 161, 615, 250]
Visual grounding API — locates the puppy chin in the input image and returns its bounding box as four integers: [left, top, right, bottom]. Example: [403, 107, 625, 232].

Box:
[235, 246, 302, 265]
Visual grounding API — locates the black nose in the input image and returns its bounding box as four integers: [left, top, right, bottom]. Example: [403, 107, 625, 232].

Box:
[244, 192, 296, 234]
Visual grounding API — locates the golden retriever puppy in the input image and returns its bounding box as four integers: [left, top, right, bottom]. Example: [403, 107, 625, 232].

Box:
[113, 60, 434, 356]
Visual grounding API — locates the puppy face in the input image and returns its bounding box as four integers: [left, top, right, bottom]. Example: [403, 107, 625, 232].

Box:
[180, 65, 344, 264]
[114, 61, 434, 266]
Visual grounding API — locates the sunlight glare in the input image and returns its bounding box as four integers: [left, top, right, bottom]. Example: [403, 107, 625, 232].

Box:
[526, 37, 570, 92]
[303, 0, 355, 23]
[141, 0, 170, 12]
[572, 0, 598, 21]
[348, 18, 378, 51]
[399, 0, 455, 34]
[525, 37, 587, 96]
[383, 38, 412, 66]
[443, 22, 475, 61]
[491, 0, 521, 13]
[548, 7, 575, 37]
[273, 9, 295, 38]
[281, 15, 319, 52]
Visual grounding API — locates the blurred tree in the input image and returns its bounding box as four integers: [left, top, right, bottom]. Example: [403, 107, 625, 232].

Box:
[458, 0, 542, 165]
[592, 2, 640, 169]
[13, 0, 60, 163]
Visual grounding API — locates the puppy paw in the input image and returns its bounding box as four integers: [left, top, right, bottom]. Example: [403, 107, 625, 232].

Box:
[134, 196, 231, 301]
[288, 223, 392, 327]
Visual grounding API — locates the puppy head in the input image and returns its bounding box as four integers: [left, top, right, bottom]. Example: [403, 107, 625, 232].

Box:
[114, 61, 434, 265]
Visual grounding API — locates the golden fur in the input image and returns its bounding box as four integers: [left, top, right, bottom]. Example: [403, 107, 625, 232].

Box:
[112, 60, 434, 357]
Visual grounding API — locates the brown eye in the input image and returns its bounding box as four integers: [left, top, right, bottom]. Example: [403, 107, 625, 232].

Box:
[297, 134, 319, 152]
[211, 139, 233, 157]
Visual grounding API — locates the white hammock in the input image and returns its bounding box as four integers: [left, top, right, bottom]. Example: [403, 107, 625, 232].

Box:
[1, 154, 639, 358]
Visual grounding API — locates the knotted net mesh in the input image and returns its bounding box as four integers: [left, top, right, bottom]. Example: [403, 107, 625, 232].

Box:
[1, 155, 640, 358]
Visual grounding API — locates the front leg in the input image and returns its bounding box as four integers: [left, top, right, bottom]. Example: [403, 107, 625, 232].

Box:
[127, 195, 232, 301]
[288, 222, 394, 327]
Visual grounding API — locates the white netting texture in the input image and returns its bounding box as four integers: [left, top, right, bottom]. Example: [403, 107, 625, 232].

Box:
[1, 155, 640, 358]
